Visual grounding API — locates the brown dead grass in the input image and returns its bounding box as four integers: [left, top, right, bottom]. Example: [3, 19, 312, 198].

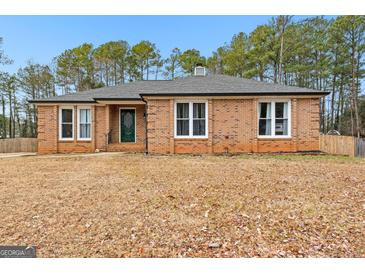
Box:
[0, 153, 364, 257]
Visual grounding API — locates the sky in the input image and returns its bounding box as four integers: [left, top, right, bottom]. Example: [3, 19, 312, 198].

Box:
[0, 15, 319, 74]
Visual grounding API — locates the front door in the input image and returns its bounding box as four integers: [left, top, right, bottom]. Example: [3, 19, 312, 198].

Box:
[120, 109, 136, 143]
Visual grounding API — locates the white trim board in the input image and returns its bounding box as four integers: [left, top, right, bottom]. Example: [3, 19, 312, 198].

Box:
[59, 106, 74, 141]
[174, 100, 208, 139]
[77, 106, 92, 141]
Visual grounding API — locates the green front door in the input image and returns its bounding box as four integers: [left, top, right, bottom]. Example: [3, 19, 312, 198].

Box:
[120, 109, 136, 143]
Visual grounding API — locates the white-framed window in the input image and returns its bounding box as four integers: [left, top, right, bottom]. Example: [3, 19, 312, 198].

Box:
[174, 101, 208, 138]
[59, 106, 74, 140]
[258, 100, 291, 138]
[77, 107, 91, 140]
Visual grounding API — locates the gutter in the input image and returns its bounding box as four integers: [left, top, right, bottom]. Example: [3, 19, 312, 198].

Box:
[93, 97, 142, 101]
[28, 100, 96, 104]
[28, 97, 143, 104]
[140, 91, 330, 97]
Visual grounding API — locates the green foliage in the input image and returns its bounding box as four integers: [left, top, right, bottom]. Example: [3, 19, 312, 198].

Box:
[131, 40, 158, 80]
[246, 25, 273, 80]
[179, 49, 205, 75]
[224, 32, 250, 77]
[164, 48, 181, 79]
[55, 43, 95, 93]
[93, 40, 129, 85]
[0, 37, 13, 65]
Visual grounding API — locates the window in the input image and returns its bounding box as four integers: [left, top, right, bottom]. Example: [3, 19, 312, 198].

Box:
[258, 101, 290, 137]
[259, 102, 272, 136]
[175, 101, 208, 138]
[78, 108, 91, 140]
[59, 107, 74, 140]
[176, 103, 189, 136]
[193, 103, 206, 136]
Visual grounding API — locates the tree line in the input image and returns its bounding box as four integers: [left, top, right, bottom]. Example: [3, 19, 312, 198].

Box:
[0, 15, 364, 139]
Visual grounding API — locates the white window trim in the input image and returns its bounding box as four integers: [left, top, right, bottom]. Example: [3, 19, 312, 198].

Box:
[257, 99, 291, 138]
[119, 107, 137, 143]
[174, 100, 208, 139]
[59, 106, 74, 141]
[77, 107, 92, 141]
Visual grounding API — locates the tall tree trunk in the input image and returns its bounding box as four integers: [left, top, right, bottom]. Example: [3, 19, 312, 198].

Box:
[1, 95, 5, 138]
[335, 75, 344, 131]
[114, 62, 117, 85]
[273, 62, 278, 83]
[278, 33, 284, 84]
[146, 58, 149, 80]
[350, 44, 361, 138]
[330, 74, 337, 129]
[120, 64, 125, 84]
[106, 63, 109, 87]
[8, 91, 12, 138]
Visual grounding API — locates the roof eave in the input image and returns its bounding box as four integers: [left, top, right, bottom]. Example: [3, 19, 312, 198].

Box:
[28, 100, 96, 104]
[140, 91, 330, 97]
[93, 98, 142, 101]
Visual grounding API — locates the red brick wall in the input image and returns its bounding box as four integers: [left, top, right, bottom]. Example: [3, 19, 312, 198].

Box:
[146, 97, 320, 154]
[146, 99, 171, 154]
[37, 97, 320, 154]
[37, 105, 58, 154]
[95, 106, 106, 151]
[37, 104, 145, 154]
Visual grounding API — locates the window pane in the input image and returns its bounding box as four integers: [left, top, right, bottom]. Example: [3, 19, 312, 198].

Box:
[62, 124, 73, 138]
[177, 120, 189, 136]
[62, 109, 73, 123]
[80, 124, 90, 138]
[259, 119, 271, 135]
[275, 102, 288, 119]
[80, 109, 90, 123]
[193, 120, 205, 136]
[275, 118, 288, 135]
[176, 103, 189, 118]
[193, 103, 205, 118]
[259, 103, 271, 119]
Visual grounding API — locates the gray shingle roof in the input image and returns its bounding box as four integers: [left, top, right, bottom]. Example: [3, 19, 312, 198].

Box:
[30, 74, 329, 103]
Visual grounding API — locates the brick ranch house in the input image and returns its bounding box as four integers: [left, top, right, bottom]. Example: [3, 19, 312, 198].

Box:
[31, 67, 329, 155]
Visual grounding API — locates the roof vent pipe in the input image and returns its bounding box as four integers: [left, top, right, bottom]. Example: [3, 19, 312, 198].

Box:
[194, 65, 206, 77]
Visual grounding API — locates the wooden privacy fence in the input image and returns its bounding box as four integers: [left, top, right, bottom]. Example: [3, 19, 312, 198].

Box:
[356, 138, 365, 158]
[320, 135, 365, 158]
[0, 138, 38, 153]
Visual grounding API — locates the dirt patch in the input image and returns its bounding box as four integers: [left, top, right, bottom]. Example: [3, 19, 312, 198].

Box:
[0, 153, 364, 257]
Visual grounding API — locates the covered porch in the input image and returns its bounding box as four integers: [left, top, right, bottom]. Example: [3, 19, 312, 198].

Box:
[102, 101, 146, 153]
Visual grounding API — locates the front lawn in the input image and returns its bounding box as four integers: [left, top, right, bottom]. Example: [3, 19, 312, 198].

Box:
[0, 153, 364, 257]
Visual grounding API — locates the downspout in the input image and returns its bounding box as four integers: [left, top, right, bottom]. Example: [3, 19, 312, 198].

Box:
[141, 96, 148, 155]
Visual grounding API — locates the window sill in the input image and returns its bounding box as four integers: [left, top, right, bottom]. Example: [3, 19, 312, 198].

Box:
[174, 137, 208, 141]
[77, 139, 92, 142]
[58, 139, 92, 143]
[59, 139, 74, 142]
[258, 136, 292, 141]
